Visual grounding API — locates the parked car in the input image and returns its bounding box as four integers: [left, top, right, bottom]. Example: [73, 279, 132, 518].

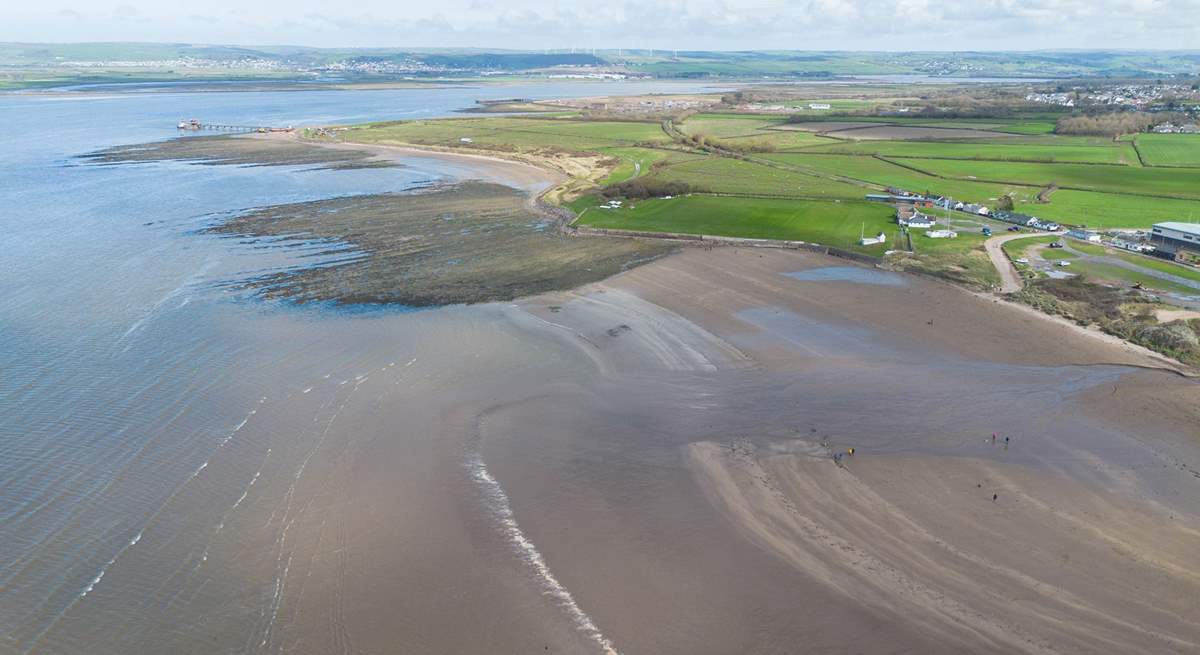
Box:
[1007, 226, 1021, 232]
[1049, 242, 1064, 249]
[1015, 258, 1030, 264]
[1057, 260, 1071, 267]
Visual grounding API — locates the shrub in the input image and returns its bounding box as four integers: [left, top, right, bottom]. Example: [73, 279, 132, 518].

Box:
[602, 179, 699, 200]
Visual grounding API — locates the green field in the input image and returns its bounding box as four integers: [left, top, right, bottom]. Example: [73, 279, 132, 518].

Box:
[1012, 190, 1200, 229]
[678, 114, 787, 137]
[1112, 252, 1200, 284]
[346, 117, 670, 151]
[1069, 261, 1199, 295]
[891, 158, 1200, 201]
[595, 147, 703, 184]
[579, 195, 894, 251]
[643, 157, 868, 199]
[804, 139, 1138, 164]
[678, 114, 846, 151]
[343, 112, 1200, 258]
[1133, 134, 1200, 167]
[1002, 235, 1060, 260]
[763, 153, 1034, 203]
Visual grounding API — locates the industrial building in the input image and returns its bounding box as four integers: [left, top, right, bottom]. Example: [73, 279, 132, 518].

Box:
[1149, 222, 1200, 262]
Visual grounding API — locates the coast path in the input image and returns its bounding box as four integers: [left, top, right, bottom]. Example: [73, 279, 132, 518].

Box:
[985, 232, 1046, 293]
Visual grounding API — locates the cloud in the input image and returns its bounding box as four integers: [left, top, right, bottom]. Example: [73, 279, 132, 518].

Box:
[4, 0, 1199, 49]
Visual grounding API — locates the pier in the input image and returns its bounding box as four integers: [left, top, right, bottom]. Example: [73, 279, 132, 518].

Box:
[177, 119, 293, 133]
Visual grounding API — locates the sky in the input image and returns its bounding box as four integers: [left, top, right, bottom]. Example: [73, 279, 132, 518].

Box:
[5, 0, 1200, 51]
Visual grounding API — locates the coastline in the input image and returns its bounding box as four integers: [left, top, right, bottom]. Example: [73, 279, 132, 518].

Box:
[267, 131, 566, 193]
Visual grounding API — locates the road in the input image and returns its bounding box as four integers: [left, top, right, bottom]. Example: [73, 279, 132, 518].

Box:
[984, 232, 1049, 293]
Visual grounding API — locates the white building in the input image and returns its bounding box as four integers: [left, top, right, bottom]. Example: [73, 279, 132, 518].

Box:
[899, 211, 936, 229]
[1067, 229, 1101, 242]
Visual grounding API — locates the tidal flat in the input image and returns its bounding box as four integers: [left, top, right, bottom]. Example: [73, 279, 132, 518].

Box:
[209, 181, 671, 306]
[81, 133, 670, 306]
[81, 134, 400, 170]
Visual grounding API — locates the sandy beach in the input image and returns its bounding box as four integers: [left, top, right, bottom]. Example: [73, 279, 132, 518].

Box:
[41, 128, 1200, 654]
[28, 244, 1200, 654]
[266, 130, 567, 192]
[486, 248, 1200, 654]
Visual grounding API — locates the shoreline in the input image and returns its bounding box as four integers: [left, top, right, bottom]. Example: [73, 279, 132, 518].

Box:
[268, 131, 566, 193]
[270, 130, 1194, 375]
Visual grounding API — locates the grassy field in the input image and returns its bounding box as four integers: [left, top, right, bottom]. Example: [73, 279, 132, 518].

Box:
[1012, 190, 1200, 228]
[1002, 235, 1060, 258]
[892, 158, 1200, 201]
[1069, 261, 1199, 295]
[578, 195, 895, 251]
[1112, 252, 1200, 284]
[643, 157, 868, 199]
[678, 114, 847, 151]
[678, 114, 787, 137]
[339, 112, 1200, 276]
[346, 117, 670, 151]
[804, 139, 1138, 164]
[1008, 237, 1200, 293]
[763, 153, 1034, 202]
[595, 147, 702, 184]
[1133, 134, 1200, 167]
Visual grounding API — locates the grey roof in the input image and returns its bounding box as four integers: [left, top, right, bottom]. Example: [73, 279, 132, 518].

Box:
[1154, 222, 1200, 236]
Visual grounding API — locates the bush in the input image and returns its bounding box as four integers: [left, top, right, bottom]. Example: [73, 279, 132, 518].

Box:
[602, 179, 699, 200]
[1053, 111, 1185, 137]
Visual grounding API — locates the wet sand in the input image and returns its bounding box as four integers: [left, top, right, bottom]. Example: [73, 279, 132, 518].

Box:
[277, 132, 566, 193]
[484, 249, 1200, 654]
[45, 172, 1200, 652]
[80, 134, 402, 170]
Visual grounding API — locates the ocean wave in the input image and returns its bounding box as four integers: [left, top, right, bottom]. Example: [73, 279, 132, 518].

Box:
[466, 447, 619, 655]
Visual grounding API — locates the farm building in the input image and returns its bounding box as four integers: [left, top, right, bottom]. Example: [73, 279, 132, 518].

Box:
[860, 232, 887, 246]
[1149, 222, 1200, 261]
[808, 103, 831, 110]
[926, 229, 958, 239]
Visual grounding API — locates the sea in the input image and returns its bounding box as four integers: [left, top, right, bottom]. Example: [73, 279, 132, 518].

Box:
[0, 80, 720, 654]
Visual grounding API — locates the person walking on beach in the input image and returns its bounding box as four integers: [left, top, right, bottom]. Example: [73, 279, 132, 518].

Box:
[992, 433, 997, 443]
[993, 493, 998, 502]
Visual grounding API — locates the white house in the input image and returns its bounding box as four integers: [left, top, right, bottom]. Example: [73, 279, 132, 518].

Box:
[860, 232, 887, 246]
[898, 211, 936, 229]
[926, 229, 958, 239]
[1067, 229, 1101, 242]
[808, 103, 832, 110]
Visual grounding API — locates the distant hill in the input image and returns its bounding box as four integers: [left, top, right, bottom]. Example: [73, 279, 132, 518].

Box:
[2, 43, 1199, 81]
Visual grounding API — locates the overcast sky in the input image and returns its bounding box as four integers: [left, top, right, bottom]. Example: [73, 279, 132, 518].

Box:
[6, 0, 1200, 51]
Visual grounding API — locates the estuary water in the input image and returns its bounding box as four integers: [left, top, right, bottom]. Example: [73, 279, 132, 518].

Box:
[0, 81, 716, 654]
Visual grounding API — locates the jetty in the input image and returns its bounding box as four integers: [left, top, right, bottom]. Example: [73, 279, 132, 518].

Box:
[176, 119, 294, 133]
